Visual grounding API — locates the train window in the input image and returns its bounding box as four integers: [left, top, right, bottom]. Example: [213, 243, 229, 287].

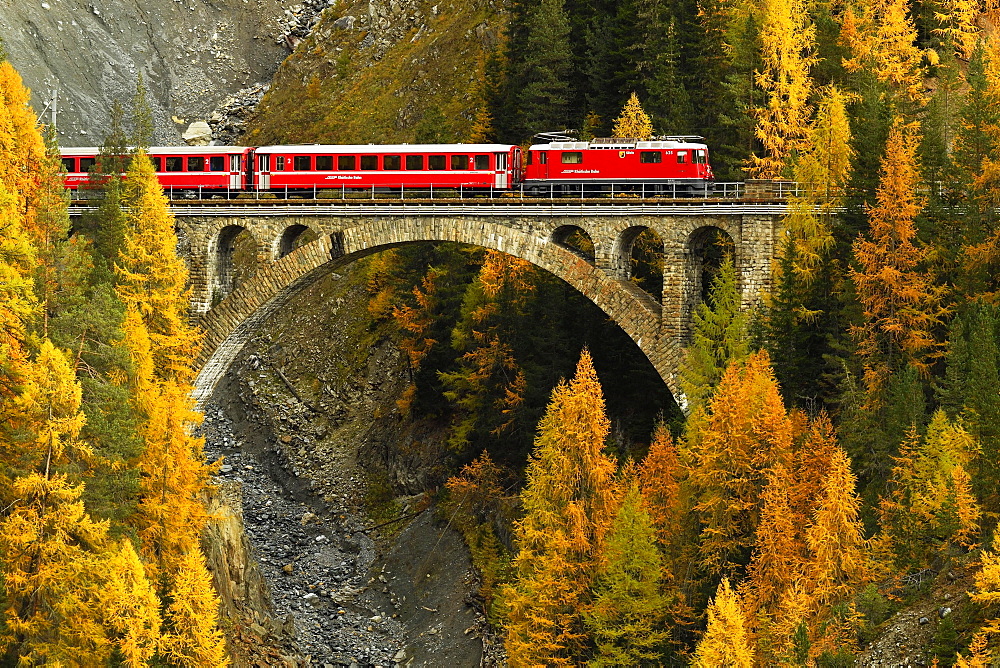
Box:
[640, 151, 662, 164]
[405, 155, 423, 170]
[561, 152, 583, 164]
[450, 155, 468, 170]
[276, 156, 286, 170]
[61, 157, 76, 172]
[338, 155, 356, 170]
[187, 157, 204, 172]
[316, 156, 334, 170]
[384, 155, 401, 170]
[294, 155, 311, 171]
[259, 154, 270, 171]
[428, 155, 446, 170]
[693, 150, 707, 164]
[209, 156, 225, 171]
[539, 152, 547, 164]
[526, 152, 533, 166]
[474, 154, 490, 170]
[150, 157, 163, 171]
[676, 152, 688, 164]
[165, 157, 183, 172]
[361, 155, 378, 170]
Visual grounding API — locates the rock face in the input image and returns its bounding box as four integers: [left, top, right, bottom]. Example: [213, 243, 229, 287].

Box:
[2, 0, 298, 145]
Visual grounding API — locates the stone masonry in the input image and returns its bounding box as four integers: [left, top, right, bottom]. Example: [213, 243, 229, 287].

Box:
[181, 210, 783, 407]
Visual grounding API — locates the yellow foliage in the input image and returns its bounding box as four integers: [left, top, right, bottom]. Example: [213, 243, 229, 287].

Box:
[781, 85, 853, 288]
[748, 0, 815, 179]
[851, 119, 945, 388]
[612, 93, 654, 140]
[691, 578, 754, 667]
[841, 0, 926, 103]
[933, 0, 982, 59]
[688, 351, 794, 576]
[160, 549, 229, 666]
[502, 350, 619, 665]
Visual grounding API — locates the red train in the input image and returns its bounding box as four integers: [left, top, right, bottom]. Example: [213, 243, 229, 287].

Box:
[61, 137, 713, 197]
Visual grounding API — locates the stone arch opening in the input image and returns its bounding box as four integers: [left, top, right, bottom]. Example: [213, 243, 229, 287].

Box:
[685, 226, 737, 331]
[276, 224, 320, 259]
[551, 225, 595, 261]
[211, 225, 260, 305]
[195, 222, 676, 408]
[614, 225, 664, 300]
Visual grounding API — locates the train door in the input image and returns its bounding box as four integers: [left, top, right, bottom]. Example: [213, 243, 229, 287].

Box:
[230, 154, 242, 189]
[258, 153, 270, 190]
[494, 152, 508, 188]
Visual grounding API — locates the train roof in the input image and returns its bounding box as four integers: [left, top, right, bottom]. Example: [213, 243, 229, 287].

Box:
[255, 144, 518, 153]
[529, 139, 708, 151]
[60, 146, 252, 156]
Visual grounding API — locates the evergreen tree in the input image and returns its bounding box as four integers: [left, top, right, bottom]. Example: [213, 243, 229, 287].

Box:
[679, 256, 749, 415]
[514, 0, 574, 138]
[502, 351, 619, 665]
[939, 303, 1000, 515]
[639, 9, 693, 133]
[584, 481, 670, 666]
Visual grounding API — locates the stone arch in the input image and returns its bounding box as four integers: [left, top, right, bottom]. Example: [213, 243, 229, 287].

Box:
[274, 224, 319, 259]
[208, 224, 258, 305]
[684, 225, 738, 334]
[194, 218, 674, 407]
[611, 225, 666, 299]
[550, 224, 596, 261]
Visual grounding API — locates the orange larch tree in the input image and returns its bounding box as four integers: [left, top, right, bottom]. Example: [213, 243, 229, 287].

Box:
[501, 350, 619, 665]
[687, 351, 794, 577]
[851, 119, 946, 390]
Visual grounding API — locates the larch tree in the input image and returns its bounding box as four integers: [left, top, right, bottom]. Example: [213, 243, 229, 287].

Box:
[638, 423, 684, 549]
[159, 549, 229, 666]
[879, 411, 981, 568]
[687, 351, 794, 577]
[584, 480, 670, 667]
[691, 578, 754, 668]
[747, 0, 815, 179]
[612, 92, 654, 139]
[851, 119, 945, 391]
[805, 446, 869, 610]
[501, 350, 619, 666]
[113, 150, 225, 659]
[934, 0, 982, 60]
[840, 0, 926, 104]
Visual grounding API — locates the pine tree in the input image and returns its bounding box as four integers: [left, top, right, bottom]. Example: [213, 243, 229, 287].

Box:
[691, 578, 754, 667]
[502, 350, 618, 665]
[514, 0, 574, 138]
[748, 0, 815, 179]
[678, 256, 749, 415]
[584, 481, 670, 666]
[612, 92, 654, 139]
[939, 303, 1000, 515]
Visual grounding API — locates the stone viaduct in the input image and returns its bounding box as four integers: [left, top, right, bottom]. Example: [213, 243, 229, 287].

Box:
[173, 203, 785, 407]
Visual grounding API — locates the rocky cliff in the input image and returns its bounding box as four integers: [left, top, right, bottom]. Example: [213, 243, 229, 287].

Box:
[1, 0, 323, 145]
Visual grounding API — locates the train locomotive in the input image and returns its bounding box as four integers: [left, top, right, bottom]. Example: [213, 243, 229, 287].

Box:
[61, 136, 713, 197]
